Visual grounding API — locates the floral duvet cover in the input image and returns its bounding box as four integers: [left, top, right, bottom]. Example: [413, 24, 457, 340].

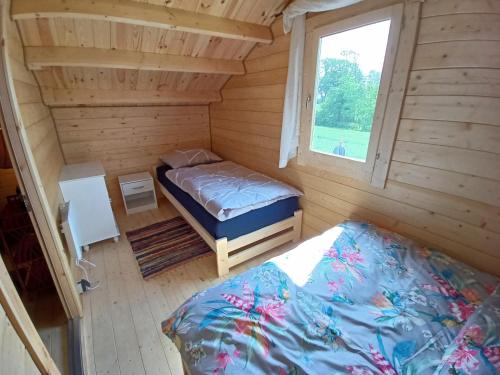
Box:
[162, 221, 499, 374]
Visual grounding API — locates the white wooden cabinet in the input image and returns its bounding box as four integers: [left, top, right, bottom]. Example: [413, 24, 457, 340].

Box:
[59, 161, 119, 251]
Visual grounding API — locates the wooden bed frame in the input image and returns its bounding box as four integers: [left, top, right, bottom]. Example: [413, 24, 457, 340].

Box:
[153, 168, 302, 276]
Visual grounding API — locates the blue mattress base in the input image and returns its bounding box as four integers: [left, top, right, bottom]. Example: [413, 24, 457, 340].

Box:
[156, 165, 299, 240]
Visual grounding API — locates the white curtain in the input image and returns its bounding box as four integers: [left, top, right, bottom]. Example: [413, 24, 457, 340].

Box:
[279, 0, 363, 168]
[279, 14, 305, 168]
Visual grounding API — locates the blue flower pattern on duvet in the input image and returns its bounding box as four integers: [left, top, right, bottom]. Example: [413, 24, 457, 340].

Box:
[162, 221, 499, 374]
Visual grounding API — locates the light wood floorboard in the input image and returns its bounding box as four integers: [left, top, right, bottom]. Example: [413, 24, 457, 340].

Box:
[82, 199, 295, 375]
[24, 292, 69, 375]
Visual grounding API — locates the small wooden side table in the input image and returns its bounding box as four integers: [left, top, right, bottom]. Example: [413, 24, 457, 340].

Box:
[119, 172, 157, 215]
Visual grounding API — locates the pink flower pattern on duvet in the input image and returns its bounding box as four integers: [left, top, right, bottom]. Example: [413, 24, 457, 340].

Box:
[162, 221, 499, 375]
[435, 292, 500, 375]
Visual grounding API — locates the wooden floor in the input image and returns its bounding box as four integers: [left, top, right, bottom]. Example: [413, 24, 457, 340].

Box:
[24, 292, 69, 374]
[82, 198, 295, 375]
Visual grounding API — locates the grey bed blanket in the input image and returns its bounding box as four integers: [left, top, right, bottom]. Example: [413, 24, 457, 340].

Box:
[162, 221, 500, 375]
[165, 161, 302, 221]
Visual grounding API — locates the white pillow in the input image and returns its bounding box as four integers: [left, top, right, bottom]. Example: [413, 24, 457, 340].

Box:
[160, 149, 222, 169]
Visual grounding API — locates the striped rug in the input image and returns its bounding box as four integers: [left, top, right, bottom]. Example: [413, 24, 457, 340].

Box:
[126, 216, 212, 279]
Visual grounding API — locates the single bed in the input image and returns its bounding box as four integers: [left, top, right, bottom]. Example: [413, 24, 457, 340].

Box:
[154, 161, 303, 276]
[162, 221, 500, 375]
[156, 165, 299, 241]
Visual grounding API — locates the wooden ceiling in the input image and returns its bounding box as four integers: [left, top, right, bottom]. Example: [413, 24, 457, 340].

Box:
[12, 0, 288, 107]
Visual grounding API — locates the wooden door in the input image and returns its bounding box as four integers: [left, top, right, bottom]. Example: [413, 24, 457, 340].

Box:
[0, 0, 81, 319]
[0, 0, 82, 372]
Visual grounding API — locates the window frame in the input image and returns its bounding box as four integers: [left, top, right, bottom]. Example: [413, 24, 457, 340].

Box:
[298, 4, 404, 184]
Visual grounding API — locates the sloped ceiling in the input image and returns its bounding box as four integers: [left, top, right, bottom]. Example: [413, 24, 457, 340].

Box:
[14, 0, 288, 106]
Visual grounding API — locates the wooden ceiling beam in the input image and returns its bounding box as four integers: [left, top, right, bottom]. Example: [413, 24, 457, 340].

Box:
[11, 0, 273, 44]
[41, 87, 222, 107]
[25, 46, 245, 75]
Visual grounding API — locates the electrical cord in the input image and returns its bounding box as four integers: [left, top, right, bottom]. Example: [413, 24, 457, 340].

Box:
[76, 257, 100, 292]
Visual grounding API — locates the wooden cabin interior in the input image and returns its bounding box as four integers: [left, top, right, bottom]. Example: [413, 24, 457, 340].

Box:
[0, 0, 499, 374]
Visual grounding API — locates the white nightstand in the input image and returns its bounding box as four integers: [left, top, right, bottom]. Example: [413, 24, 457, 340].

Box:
[119, 172, 157, 215]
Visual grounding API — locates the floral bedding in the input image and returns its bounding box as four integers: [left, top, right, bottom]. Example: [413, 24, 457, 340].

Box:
[162, 221, 499, 375]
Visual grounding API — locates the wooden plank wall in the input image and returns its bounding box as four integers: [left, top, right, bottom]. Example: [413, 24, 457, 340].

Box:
[4, 9, 65, 222]
[52, 106, 211, 203]
[0, 302, 41, 375]
[210, 0, 500, 275]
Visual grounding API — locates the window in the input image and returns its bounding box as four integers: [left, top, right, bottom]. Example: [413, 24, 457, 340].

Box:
[299, 5, 407, 186]
[311, 20, 391, 162]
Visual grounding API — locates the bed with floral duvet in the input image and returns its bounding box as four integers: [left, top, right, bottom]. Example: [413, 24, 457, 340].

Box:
[162, 221, 500, 375]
